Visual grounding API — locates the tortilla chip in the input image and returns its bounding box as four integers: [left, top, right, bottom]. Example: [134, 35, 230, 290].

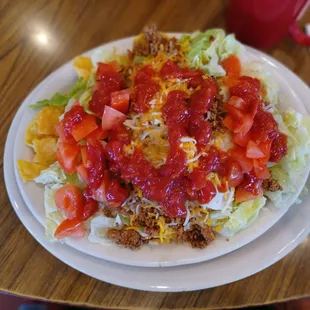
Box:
[73, 56, 93, 80]
[32, 137, 57, 165]
[35, 106, 64, 136]
[25, 119, 44, 146]
[17, 160, 49, 182]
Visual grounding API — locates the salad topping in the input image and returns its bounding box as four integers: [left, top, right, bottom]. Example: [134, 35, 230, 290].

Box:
[18, 26, 310, 249]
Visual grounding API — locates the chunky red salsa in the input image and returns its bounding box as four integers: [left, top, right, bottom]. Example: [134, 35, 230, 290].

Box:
[57, 56, 288, 221]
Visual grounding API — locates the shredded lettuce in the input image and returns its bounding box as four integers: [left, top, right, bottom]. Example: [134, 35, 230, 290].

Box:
[43, 184, 65, 241]
[36, 163, 86, 239]
[30, 77, 86, 109]
[265, 109, 310, 207]
[219, 197, 267, 237]
[67, 77, 87, 99]
[79, 87, 95, 115]
[35, 162, 66, 184]
[88, 215, 121, 245]
[35, 162, 86, 189]
[91, 47, 128, 67]
[30, 93, 68, 109]
[180, 29, 245, 76]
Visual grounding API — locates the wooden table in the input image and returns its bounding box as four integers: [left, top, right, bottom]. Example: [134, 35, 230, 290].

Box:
[0, 0, 309, 309]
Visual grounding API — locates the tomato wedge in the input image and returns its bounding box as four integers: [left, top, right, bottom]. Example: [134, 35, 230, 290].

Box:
[56, 120, 75, 143]
[228, 96, 245, 109]
[105, 179, 129, 206]
[54, 218, 85, 240]
[71, 114, 98, 142]
[81, 188, 99, 220]
[91, 181, 107, 202]
[253, 159, 270, 180]
[56, 120, 66, 141]
[110, 89, 131, 114]
[225, 158, 244, 187]
[86, 127, 108, 140]
[233, 131, 251, 147]
[102, 106, 127, 132]
[223, 115, 235, 131]
[235, 185, 263, 203]
[55, 184, 84, 219]
[230, 146, 253, 173]
[221, 55, 241, 77]
[259, 139, 272, 159]
[246, 140, 266, 159]
[224, 103, 254, 135]
[56, 141, 80, 174]
[197, 181, 216, 204]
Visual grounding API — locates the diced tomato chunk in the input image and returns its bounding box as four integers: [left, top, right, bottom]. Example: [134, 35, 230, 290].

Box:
[81, 188, 99, 220]
[224, 102, 254, 135]
[198, 181, 216, 204]
[56, 141, 80, 174]
[223, 115, 235, 130]
[55, 184, 84, 220]
[96, 62, 123, 90]
[253, 159, 270, 180]
[108, 60, 122, 72]
[91, 180, 107, 202]
[225, 158, 244, 187]
[86, 126, 109, 140]
[228, 96, 245, 109]
[131, 65, 159, 113]
[76, 163, 89, 184]
[235, 185, 263, 203]
[110, 89, 131, 114]
[230, 76, 261, 97]
[230, 146, 253, 173]
[56, 120, 66, 141]
[251, 109, 279, 142]
[106, 179, 129, 206]
[246, 140, 266, 159]
[221, 55, 241, 77]
[233, 131, 251, 147]
[109, 124, 131, 145]
[135, 65, 156, 84]
[102, 106, 127, 132]
[54, 218, 85, 240]
[71, 114, 98, 142]
[160, 60, 182, 79]
[235, 171, 263, 202]
[269, 133, 287, 163]
[85, 138, 106, 189]
[70, 223, 86, 237]
[82, 199, 99, 220]
[89, 87, 111, 117]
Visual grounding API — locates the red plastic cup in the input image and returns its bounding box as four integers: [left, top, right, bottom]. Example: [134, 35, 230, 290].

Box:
[226, 0, 310, 49]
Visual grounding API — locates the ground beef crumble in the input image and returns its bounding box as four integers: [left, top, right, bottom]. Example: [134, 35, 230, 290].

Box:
[263, 177, 282, 192]
[102, 207, 113, 218]
[132, 207, 160, 235]
[130, 24, 180, 58]
[107, 229, 143, 249]
[208, 99, 226, 133]
[177, 225, 215, 249]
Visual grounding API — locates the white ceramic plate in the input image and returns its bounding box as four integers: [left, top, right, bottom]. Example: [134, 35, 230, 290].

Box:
[11, 35, 310, 268]
[4, 42, 310, 291]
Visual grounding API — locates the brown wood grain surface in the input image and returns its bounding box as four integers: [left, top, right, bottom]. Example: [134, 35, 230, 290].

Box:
[0, 0, 309, 309]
